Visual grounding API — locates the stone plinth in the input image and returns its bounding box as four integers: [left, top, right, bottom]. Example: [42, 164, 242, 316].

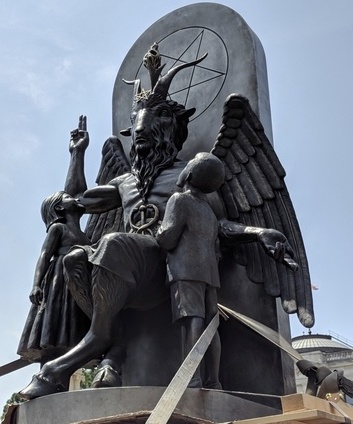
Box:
[14, 387, 281, 424]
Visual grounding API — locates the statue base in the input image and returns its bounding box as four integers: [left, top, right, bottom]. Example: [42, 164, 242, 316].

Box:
[12, 387, 282, 424]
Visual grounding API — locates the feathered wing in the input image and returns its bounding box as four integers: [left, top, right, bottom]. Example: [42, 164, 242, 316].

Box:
[85, 136, 130, 242]
[212, 94, 314, 328]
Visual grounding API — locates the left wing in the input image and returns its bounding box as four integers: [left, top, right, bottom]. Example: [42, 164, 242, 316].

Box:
[212, 94, 314, 328]
[85, 136, 130, 242]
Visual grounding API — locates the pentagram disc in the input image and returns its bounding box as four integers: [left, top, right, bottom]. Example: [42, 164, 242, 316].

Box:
[134, 27, 228, 121]
[113, 3, 272, 161]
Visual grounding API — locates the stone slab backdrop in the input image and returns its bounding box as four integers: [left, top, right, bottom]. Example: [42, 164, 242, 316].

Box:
[113, 2, 273, 160]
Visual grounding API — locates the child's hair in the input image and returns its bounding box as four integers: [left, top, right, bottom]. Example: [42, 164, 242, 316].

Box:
[41, 191, 66, 231]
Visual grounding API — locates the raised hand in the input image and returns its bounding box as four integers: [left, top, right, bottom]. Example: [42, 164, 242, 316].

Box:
[257, 229, 299, 272]
[69, 115, 89, 153]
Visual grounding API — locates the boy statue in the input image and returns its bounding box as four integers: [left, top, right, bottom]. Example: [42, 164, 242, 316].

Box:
[157, 152, 225, 389]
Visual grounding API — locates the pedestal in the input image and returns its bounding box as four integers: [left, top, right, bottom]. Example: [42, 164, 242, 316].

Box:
[13, 387, 282, 424]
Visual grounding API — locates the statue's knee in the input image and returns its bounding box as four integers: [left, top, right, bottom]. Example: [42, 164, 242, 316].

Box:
[63, 248, 87, 272]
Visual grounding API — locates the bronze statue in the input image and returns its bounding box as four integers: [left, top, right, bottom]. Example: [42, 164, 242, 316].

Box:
[19, 45, 313, 399]
[17, 116, 91, 365]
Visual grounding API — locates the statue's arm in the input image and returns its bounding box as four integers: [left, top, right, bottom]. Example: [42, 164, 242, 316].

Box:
[219, 219, 264, 242]
[219, 219, 298, 271]
[156, 194, 186, 251]
[79, 183, 121, 214]
[30, 224, 63, 305]
[65, 115, 89, 197]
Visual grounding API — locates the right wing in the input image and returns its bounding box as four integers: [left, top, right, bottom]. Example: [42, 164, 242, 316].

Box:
[212, 94, 314, 328]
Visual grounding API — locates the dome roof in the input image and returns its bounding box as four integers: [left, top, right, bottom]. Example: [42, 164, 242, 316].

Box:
[292, 334, 353, 353]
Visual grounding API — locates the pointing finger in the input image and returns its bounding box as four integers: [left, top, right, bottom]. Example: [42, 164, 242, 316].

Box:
[82, 115, 87, 131]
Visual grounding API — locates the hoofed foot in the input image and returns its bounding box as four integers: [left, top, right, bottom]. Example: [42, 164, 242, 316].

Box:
[19, 374, 66, 400]
[91, 364, 122, 388]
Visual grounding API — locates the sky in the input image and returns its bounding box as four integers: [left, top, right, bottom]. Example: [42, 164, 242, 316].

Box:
[1, 0, 353, 409]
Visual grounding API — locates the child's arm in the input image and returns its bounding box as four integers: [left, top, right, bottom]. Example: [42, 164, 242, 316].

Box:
[29, 225, 62, 305]
[65, 115, 89, 197]
[156, 193, 186, 251]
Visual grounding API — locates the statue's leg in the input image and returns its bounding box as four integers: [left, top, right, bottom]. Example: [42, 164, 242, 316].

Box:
[91, 318, 127, 388]
[19, 266, 131, 399]
[203, 287, 222, 390]
[182, 316, 204, 388]
[64, 248, 93, 318]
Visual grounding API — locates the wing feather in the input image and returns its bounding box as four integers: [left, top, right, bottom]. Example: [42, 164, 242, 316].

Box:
[236, 130, 256, 157]
[246, 158, 274, 200]
[224, 151, 242, 174]
[228, 176, 251, 213]
[236, 166, 264, 207]
[255, 149, 284, 190]
[219, 184, 239, 219]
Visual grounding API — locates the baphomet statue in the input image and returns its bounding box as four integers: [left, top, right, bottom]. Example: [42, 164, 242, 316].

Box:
[19, 45, 314, 399]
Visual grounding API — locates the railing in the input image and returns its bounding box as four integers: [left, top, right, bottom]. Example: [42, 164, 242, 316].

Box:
[329, 330, 353, 348]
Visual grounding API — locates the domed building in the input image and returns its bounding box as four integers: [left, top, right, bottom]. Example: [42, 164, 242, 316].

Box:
[292, 332, 353, 395]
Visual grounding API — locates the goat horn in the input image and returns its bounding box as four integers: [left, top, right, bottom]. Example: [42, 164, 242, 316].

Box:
[123, 78, 142, 106]
[152, 53, 208, 99]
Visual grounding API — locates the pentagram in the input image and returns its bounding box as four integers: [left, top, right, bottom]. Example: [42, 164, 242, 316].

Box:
[135, 27, 228, 120]
[135, 88, 151, 102]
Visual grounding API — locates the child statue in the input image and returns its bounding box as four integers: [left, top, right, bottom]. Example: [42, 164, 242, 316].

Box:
[157, 152, 225, 389]
[17, 116, 91, 364]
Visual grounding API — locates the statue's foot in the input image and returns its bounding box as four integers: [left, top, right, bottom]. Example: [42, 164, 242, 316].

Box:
[204, 380, 222, 390]
[91, 364, 122, 388]
[19, 374, 66, 400]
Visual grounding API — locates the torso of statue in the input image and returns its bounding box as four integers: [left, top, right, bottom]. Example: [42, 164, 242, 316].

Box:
[110, 161, 187, 235]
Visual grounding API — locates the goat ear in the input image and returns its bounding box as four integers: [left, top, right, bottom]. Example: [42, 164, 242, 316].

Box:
[120, 127, 132, 137]
[178, 108, 196, 119]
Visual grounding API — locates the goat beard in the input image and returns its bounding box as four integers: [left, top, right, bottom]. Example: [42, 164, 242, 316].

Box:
[130, 139, 179, 202]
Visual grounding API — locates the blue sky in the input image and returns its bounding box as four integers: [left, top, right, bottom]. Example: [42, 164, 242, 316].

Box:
[1, 0, 353, 408]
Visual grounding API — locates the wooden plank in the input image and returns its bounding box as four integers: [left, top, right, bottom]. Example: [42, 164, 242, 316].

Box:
[282, 393, 353, 420]
[234, 408, 349, 423]
[283, 394, 327, 413]
[282, 393, 334, 414]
